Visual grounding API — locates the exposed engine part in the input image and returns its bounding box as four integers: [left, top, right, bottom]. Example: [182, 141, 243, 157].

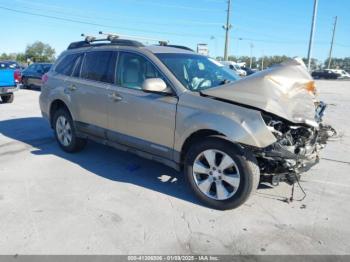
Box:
[256, 107, 335, 186]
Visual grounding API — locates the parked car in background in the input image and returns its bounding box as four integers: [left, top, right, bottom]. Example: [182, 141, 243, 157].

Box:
[329, 69, 350, 79]
[39, 36, 333, 210]
[241, 66, 257, 76]
[312, 69, 341, 79]
[22, 63, 52, 89]
[0, 61, 21, 103]
[221, 61, 247, 77]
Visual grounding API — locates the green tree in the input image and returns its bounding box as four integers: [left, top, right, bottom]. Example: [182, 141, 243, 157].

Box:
[324, 57, 350, 71]
[302, 58, 319, 70]
[0, 53, 16, 60]
[24, 41, 55, 62]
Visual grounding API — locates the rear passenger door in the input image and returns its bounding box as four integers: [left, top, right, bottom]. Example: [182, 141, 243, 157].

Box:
[107, 51, 177, 159]
[69, 51, 117, 138]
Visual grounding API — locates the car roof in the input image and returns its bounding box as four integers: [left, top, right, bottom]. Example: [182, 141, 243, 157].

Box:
[65, 40, 197, 56]
[143, 45, 196, 54]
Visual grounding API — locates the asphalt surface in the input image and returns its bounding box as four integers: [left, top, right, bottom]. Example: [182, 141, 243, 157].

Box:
[0, 80, 350, 255]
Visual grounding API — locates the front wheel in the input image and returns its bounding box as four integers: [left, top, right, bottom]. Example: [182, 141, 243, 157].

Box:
[53, 108, 87, 153]
[184, 137, 260, 210]
[1, 93, 14, 103]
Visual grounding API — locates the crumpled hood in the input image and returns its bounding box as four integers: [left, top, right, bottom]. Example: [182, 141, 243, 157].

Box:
[202, 58, 318, 126]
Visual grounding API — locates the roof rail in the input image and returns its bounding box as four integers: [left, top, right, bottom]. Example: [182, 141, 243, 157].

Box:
[67, 33, 145, 50]
[158, 43, 194, 52]
[99, 31, 169, 46]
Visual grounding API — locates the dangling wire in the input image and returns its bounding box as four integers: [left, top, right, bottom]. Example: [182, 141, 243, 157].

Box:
[288, 173, 307, 202]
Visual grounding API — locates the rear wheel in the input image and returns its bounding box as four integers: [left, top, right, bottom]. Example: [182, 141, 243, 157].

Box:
[184, 137, 260, 210]
[53, 108, 86, 152]
[1, 93, 14, 103]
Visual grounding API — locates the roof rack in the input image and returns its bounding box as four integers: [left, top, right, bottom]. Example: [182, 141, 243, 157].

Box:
[160, 44, 194, 52]
[67, 32, 192, 52]
[67, 33, 145, 50]
[99, 31, 169, 46]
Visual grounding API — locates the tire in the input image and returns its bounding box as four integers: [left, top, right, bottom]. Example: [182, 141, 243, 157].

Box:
[22, 77, 28, 89]
[184, 137, 260, 210]
[1, 93, 14, 103]
[53, 108, 86, 153]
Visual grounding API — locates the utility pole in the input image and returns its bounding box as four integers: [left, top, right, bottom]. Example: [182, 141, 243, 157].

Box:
[327, 16, 338, 69]
[307, 0, 319, 71]
[249, 43, 254, 68]
[261, 51, 265, 71]
[223, 0, 232, 61]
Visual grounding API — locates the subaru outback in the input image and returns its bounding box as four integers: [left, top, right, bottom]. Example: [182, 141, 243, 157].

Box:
[39, 35, 333, 210]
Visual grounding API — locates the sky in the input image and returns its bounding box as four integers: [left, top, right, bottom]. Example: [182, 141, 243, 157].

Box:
[0, 0, 349, 62]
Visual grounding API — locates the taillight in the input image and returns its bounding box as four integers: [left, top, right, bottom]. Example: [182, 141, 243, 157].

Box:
[42, 73, 49, 85]
[14, 69, 21, 83]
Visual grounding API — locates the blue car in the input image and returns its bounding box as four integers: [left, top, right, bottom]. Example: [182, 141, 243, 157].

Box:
[21, 63, 52, 89]
[0, 61, 21, 103]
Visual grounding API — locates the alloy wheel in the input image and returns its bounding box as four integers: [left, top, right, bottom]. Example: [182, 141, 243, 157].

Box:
[56, 116, 72, 147]
[192, 149, 241, 200]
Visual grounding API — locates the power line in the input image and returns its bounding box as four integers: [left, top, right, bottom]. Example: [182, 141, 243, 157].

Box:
[0, 6, 215, 39]
[119, 0, 223, 12]
[11, 1, 223, 27]
[1, 5, 347, 51]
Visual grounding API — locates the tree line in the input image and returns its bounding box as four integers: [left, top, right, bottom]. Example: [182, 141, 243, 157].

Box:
[0, 41, 55, 65]
[1, 41, 349, 71]
[217, 55, 350, 71]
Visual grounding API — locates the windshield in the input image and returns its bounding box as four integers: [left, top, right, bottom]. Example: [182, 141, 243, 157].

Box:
[156, 53, 240, 91]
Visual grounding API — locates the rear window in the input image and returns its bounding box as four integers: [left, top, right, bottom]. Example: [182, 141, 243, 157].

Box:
[81, 51, 116, 84]
[42, 64, 52, 73]
[0, 61, 19, 69]
[55, 54, 80, 76]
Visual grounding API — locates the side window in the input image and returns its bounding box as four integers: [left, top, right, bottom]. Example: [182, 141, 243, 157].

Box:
[27, 64, 35, 71]
[81, 51, 116, 84]
[55, 54, 80, 76]
[72, 55, 83, 78]
[117, 52, 163, 90]
[42, 64, 51, 73]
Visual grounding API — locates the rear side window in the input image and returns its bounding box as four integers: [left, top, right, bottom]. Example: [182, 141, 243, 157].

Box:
[55, 54, 80, 76]
[81, 51, 116, 84]
[72, 55, 84, 78]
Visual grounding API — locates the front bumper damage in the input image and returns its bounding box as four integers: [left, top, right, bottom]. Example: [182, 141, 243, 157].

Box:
[255, 102, 336, 186]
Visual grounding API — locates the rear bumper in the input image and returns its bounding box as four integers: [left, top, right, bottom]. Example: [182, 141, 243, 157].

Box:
[0, 85, 19, 95]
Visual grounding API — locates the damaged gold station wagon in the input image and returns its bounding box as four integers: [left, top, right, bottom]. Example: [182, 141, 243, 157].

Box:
[39, 34, 334, 210]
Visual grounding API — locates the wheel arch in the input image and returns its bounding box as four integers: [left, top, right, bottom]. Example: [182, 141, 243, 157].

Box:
[180, 129, 228, 164]
[49, 99, 72, 128]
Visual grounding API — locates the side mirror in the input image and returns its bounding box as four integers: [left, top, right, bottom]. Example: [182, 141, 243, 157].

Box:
[142, 78, 172, 94]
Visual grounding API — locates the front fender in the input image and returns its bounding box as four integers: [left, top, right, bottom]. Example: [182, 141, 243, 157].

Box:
[174, 94, 277, 154]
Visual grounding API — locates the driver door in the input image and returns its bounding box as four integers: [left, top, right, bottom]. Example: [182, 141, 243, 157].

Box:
[107, 52, 178, 159]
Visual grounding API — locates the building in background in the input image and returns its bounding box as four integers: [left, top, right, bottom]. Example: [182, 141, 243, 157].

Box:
[197, 43, 209, 56]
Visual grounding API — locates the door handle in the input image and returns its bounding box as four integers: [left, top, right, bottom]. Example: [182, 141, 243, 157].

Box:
[108, 92, 123, 102]
[68, 84, 77, 91]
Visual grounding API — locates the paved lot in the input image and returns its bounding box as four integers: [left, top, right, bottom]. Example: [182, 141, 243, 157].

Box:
[0, 80, 350, 255]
